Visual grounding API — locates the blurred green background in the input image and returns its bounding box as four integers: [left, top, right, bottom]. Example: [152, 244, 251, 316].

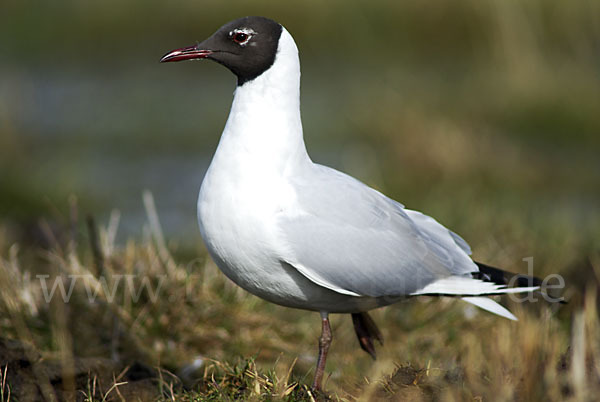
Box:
[1, 0, 599, 255]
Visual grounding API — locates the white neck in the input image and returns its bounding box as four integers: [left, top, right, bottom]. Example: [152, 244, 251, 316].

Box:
[214, 28, 310, 174]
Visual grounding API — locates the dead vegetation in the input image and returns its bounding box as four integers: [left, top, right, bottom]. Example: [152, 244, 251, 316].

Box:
[0, 192, 598, 401]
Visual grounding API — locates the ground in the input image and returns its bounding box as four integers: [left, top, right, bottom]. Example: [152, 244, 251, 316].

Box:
[0, 203, 598, 400]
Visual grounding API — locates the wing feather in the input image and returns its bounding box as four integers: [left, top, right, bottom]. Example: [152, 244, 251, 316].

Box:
[278, 164, 477, 297]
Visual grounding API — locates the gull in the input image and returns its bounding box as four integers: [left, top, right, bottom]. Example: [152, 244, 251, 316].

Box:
[161, 16, 542, 390]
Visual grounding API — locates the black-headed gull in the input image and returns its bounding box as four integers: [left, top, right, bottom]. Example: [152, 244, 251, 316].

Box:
[161, 16, 543, 390]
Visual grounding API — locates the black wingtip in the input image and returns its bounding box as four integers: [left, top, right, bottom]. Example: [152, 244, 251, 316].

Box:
[473, 261, 543, 287]
[473, 261, 567, 303]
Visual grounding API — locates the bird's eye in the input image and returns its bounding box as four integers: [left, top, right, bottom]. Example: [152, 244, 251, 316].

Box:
[233, 32, 249, 44]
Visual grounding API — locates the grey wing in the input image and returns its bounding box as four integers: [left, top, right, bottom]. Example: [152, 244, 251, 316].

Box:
[277, 164, 477, 297]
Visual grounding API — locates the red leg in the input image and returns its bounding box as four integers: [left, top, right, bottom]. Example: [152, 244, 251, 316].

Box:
[312, 312, 332, 390]
[351, 311, 384, 360]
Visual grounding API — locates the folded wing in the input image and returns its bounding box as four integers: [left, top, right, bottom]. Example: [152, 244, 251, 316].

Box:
[278, 164, 478, 297]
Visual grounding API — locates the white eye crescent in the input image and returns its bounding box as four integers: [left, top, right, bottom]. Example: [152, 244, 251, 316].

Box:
[229, 28, 256, 46]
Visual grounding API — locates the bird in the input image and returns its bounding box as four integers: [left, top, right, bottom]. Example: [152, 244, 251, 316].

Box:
[160, 16, 545, 390]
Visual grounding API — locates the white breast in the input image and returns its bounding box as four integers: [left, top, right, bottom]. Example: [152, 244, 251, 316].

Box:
[196, 29, 319, 308]
[197, 29, 383, 313]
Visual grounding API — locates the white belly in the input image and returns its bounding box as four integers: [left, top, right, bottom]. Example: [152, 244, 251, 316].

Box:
[196, 160, 380, 313]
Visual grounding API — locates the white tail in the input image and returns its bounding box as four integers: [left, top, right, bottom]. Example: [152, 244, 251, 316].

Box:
[461, 296, 517, 321]
[410, 276, 539, 297]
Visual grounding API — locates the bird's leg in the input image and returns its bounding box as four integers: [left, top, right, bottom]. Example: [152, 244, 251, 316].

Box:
[351, 312, 384, 360]
[312, 311, 332, 391]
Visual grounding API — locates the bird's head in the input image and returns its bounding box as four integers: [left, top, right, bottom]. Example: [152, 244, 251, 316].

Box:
[160, 16, 282, 85]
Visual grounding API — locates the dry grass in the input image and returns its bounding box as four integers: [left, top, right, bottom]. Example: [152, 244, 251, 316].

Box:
[0, 192, 598, 401]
